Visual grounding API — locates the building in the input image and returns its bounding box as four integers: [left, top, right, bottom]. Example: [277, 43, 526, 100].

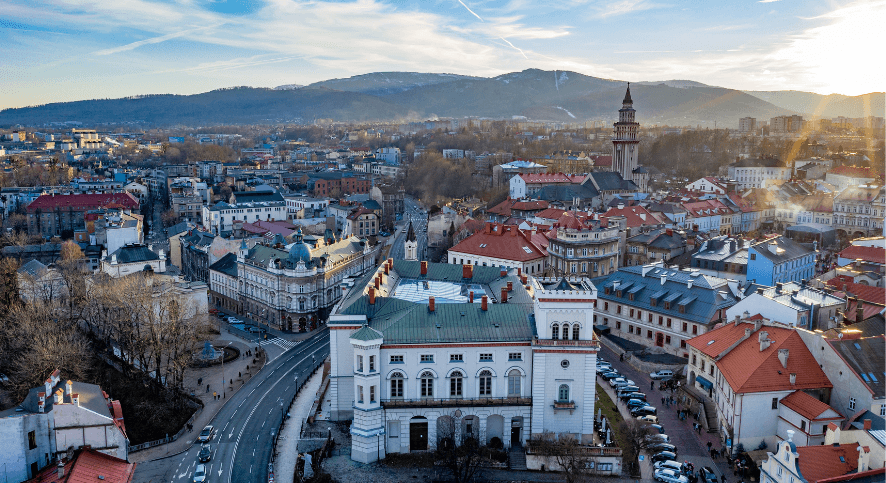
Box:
[447, 223, 548, 275]
[593, 262, 741, 357]
[26, 193, 140, 237]
[681, 199, 732, 234]
[509, 173, 574, 199]
[691, 236, 748, 283]
[825, 166, 877, 191]
[685, 177, 728, 194]
[344, 207, 379, 238]
[776, 391, 845, 446]
[759, 432, 883, 483]
[685, 317, 832, 450]
[27, 447, 136, 483]
[747, 236, 816, 286]
[370, 185, 405, 228]
[327, 260, 601, 464]
[304, 172, 371, 198]
[17, 259, 66, 303]
[823, 415, 886, 470]
[727, 158, 791, 190]
[728, 282, 845, 330]
[835, 245, 885, 270]
[180, 231, 216, 282]
[404, 222, 418, 261]
[170, 192, 204, 224]
[201, 197, 288, 236]
[739, 117, 757, 133]
[833, 185, 885, 238]
[623, 228, 687, 267]
[101, 244, 166, 277]
[611, 85, 649, 192]
[547, 213, 621, 278]
[770, 115, 804, 133]
[0, 369, 128, 482]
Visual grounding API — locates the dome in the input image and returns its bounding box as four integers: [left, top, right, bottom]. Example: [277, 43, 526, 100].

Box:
[288, 228, 313, 266]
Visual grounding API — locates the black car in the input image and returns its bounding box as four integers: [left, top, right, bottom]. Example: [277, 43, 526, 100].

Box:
[600, 371, 621, 381]
[652, 451, 677, 464]
[631, 406, 658, 417]
[618, 390, 643, 400]
[198, 444, 212, 462]
[627, 399, 647, 409]
[648, 443, 677, 454]
[700, 467, 718, 483]
[616, 386, 640, 396]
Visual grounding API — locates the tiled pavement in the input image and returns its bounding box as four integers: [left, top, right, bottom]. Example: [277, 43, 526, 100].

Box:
[598, 344, 735, 483]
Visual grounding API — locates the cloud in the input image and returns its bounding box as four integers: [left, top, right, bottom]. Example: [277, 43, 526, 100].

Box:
[596, 0, 670, 18]
[758, 0, 780, 3]
[456, 0, 485, 21]
[92, 24, 222, 55]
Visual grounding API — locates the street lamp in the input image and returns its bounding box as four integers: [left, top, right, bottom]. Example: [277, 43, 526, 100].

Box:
[221, 341, 233, 399]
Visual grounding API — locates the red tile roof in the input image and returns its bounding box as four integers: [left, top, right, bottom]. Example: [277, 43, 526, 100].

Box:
[604, 205, 667, 228]
[779, 390, 839, 420]
[27, 193, 139, 212]
[795, 443, 859, 483]
[533, 208, 571, 221]
[844, 299, 885, 322]
[828, 166, 875, 178]
[109, 399, 126, 437]
[826, 279, 885, 305]
[837, 246, 885, 265]
[30, 447, 135, 483]
[449, 223, 547, 261]
[520, 173, 572, 184]
[591, 155, 612, 167]
[687, 322, 832, 393]
[511, 200, 550, 211]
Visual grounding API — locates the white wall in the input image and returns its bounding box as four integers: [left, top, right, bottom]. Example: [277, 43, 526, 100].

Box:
[726, 294, 803, 327]
[0, 413, 54, 482]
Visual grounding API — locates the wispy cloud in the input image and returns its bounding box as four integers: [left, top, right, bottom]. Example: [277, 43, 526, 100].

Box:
[758, 0, 780, 3]
[596, 0, 670, 18]
[456, 0, 485, 21]
[92, 24, 223, 55]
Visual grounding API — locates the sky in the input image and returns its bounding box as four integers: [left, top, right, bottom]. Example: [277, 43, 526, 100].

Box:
[1, 0, 884, 110]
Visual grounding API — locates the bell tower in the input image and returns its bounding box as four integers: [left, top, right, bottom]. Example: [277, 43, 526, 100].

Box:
[612, 83, 640, 182]
[404, 221, 418, 261]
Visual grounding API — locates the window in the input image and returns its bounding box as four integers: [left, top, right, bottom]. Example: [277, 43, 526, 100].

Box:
[573, 325, 579, 340]
[420, 371, 434, 398]
[800, 420, 806, 431]
[552, 325, 560, 339]
[692, 325, 698, 335]
[604, 302, 609, 311]
[647, 330, 653, 339]
[683, 322, 688, 332]
[561, 359, 570, 368]
[628, 325, 634, 334]
[28, 430, 36, 450]
[508, 352, 522, 361]
[880, 404, 885, 417]
[369, 356, 375, 372]
[667, 318, 672, 328]
[750, 253, 756, 260]
[450, 371, 463, 397]
[658, 316, 663, 325]
[849, 397, 856, 411]
[558, 384, 570, 402]
[479, 353, 493, 362]
[370, 385, 376, 403]
[421, 354, 434, 363]
[692, 354, 697, 365]
[357, 355, 364, 372]
[772, 397, 779, 410]
[479, 370, 492, 396]
[357, 385, 364, 403]
[390, 372, 404, 398]
[390, 355, 404, 364]
[616, 321, 622, 330]
[665, 335, 671, 345]
[617, 305, 622, 314]
[681, 340, 687, 349]
[508, 369, 521, 397]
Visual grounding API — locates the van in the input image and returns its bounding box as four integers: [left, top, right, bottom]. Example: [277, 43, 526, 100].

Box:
[650, 370, 674, 380]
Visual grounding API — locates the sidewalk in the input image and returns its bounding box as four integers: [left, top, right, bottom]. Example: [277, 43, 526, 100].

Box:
[274, 368, 324, 483]
[129, 329, 266, 463]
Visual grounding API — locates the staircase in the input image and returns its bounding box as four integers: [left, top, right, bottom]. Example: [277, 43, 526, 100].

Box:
[682, 386, 719, 433]
[508, 445, 527, 470]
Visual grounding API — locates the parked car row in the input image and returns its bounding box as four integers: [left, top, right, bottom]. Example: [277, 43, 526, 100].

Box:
[194, 425, 215, 482]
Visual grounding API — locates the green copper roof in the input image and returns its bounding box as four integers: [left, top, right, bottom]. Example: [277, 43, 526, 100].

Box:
[349, 324, 383, 342]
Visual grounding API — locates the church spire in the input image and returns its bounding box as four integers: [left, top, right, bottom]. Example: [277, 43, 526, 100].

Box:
[623, 83, 632, 104]
[406, 221, 416, 242]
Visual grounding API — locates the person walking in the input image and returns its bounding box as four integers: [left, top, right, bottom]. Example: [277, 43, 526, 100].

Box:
[651, 381, 655, 390]
[707, 441, 713, 452]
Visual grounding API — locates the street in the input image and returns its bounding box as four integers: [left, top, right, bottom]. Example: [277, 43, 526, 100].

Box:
[389, 198, 428, 261]
[132, 329, 330, 483]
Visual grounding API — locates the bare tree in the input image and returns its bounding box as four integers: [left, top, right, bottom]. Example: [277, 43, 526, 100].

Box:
[531, 431, 603, 483]
[621, 419, 654, 476]
[435, 413, 484, 483]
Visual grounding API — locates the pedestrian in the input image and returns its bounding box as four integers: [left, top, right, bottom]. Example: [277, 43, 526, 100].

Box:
[707, 441, 713, 451]
[651, 381, 655, 390]
[662, 397, 666, 405]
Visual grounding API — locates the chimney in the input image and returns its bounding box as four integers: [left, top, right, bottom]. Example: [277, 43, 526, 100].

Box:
[38, 400, 45, 413]
[71, 393, 80, 406]
[735, 315, 741, 326]
[517, 267, 522, 277]
[858, 446, 871, 472]
[374, 276, 380, 289]
[463, 264, 473, 279]
[500, 267, 507, 277]
[45, 379, 52, 396]
[857, 305, 865, 323]
[769, 242, 778, 254]
[864, 419, 872, 430]
[745, 328, 753, 338]
[384, 263, 389, 275]
[65, 380, 73, 395]
[778, 348, 789, 368]
[368, 287, 376, 305]
[617, 203, 624, 210]
[501, 287, 508, 303]
[55, 389, 64, 405]
[754, 319, 763, 333]
[57, 461, 65, 480]
[660, 274, 666, 285]
[481, 295, 488, 311]
[759, 331, 772, 351]
[521, 274, 528, 285]
[776, 282, 783, 293]
[825, 423, 840, 445]
[666, 228, 673, 236]
[469, 291, 474, 303]
[428, 296, 435, 312]
[757, 288, 764, 295]
[789, 373, 796, 385]
[507, 281, 513, 292]
[420, 261, 428, 275]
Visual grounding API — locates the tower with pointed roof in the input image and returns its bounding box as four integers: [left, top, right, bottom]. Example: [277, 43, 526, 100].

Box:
[611, 84, 648, 192]
[404, 221, 418, 261]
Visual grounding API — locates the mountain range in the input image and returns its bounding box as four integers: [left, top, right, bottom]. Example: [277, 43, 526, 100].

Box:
[1, 69, 882, 128]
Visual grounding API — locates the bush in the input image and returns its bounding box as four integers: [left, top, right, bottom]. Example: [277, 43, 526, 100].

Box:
[489, 437, 503, 450]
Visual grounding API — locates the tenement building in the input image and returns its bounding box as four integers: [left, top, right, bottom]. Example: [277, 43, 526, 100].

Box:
[328, 260, 601, 463]
[547, 212, 621, 277]
[592, 262, 741, 357]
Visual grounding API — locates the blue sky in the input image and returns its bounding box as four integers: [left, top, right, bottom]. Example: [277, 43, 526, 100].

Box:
[1, 0, 884, 109]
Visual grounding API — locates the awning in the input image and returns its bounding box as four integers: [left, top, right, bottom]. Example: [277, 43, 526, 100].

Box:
[696, 375, 714, 389]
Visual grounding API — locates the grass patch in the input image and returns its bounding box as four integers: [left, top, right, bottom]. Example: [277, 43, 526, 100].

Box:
[381, 452, 436, 468]
[597, 384, 630, 450]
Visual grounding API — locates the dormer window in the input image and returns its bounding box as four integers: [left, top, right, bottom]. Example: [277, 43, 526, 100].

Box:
[664, 302, 671, 310]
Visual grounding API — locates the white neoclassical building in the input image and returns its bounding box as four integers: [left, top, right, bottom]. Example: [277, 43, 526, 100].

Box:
[327, 260, 600, 464]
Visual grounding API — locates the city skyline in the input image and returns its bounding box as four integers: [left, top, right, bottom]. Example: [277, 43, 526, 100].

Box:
[1, 0, 884, 110]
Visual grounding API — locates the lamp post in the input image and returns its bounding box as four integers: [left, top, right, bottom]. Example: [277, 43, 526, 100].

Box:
[221, 341, 233, 398]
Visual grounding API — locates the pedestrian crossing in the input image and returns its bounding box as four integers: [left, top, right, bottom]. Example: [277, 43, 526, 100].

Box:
[259, 337, 300, 351]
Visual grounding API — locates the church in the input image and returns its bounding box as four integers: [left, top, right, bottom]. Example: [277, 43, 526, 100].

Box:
[610, 84, 649, 193]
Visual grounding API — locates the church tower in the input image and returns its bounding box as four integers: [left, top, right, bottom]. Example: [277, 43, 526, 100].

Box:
[611, 84, 648, 192]
[404, 221, 418, 261]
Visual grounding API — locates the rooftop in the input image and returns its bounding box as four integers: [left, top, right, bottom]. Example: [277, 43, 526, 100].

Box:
[750, 235, 813, 264]
[828, 336, 885, 399]
[779, 390, 840, 420]
[837, 246, 885, 265]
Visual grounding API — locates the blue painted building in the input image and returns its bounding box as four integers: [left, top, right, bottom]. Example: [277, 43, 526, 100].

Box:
[746, 235, 815, 286]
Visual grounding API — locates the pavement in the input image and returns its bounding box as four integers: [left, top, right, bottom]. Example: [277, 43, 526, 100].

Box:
[598, 343, 732, 483]
[274, 368, 323, 483]
[132, 329, 330, 483]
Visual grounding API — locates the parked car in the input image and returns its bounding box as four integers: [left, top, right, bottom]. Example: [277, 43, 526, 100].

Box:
[611, 378, 636, 388]
[649, 423, 666, 434]
[644, 433, 670, 444]
[193, 464, 207, 483]
[655, 468, 688, 483]
[651, 451, 678, 464]
[700, 467, 719, 483]
[197, 425, 215, 443]
[636, 414, 659, 424]
[627, 399, 647, 409]
[228, 317, 243, 324]
[654, 460, 685, 473]
[600, 371, 621, 381]
[198, 444, 212, 462]
[631, 405, 657, 417]
[650, 370, 675, 380]
[597, 365, 613, 374]
[648, 443, 677, 454]
[616, 385, 640, 396]
[622, 392, 646, 402]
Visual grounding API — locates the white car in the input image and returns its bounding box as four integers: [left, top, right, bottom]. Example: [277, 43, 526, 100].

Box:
[193, 464, 207, 483]
[637, 414, 659, 424]
[654, 460, 685, 473]
[650, 370, 674, 380]
[655, 468, 688, 483]
[611, 378, 636, 388]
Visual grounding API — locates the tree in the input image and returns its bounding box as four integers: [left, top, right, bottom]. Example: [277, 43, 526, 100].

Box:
[530, 431, 604, 483]
[0, 257, 20, 309]
[623, 419, 655, 476]
[161, 209, 177, 228]
[435, 413, 484, 483]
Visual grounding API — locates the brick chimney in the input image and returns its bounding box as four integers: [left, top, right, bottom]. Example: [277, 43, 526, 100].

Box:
[778, 348, 789, 368]
[420, 261, 428, 275]
[428, 296, 435, 312]
[507, 281, 513, 292]
[469, 291, 474, 303]
[65, 380, 73, 395]
[500, 267, 507, 277]
[501, 287, 508, 303]
[517, 267, 522, 277]
[368, 287, 376, 305]
[463, 264, 473, 279]
[71, 393, 80, 406]
[666, 228, 673, 236]
[857, 305, 865, 323]
[374, 275, 380, 289]
[384, 263, 389, 275]
[481, 295, 488, 311]
[864, 419, 872, 430]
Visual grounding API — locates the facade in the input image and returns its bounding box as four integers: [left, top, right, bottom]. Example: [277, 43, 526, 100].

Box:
[685, 177, 727, 194]
[370, 185, 405, 228]
[170, 192, 204, 224]
[17, 260, 66, 303]
[447, 223, 548, 276]
[624, 228, 687, 267]
[825, 167, 877, 191]
[305, 172, 371, 197]
[739, 117, 757, 133]
[201, 198, 288, 236]
[727, 158, 791, 190]
[101, 244, 166, 277]
[747, 235, 816, 286]
[328, 260, 601, 464]
[180, 231, 216, 283]
[691, 236, 748, 283]
[344, 208, 379, 238]
[727, 282, 845, 330]
[611, 85, 649, 192]
[593, 262, 741, 357]
[760, 434, 882, 483]
[686, 318, 832, 450]
[833, 185, 885, 237]
[776, 390, 844, 446]
[547, 214, 620, 278]
[26, 193, 139, 237]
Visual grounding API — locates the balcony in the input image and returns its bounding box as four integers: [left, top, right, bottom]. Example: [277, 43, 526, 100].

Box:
[552, 400, 576, 411]
[381, 396, 531, 409]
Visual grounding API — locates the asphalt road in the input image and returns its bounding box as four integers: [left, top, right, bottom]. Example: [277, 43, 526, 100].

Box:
[390, 198, 427, 260]
[133, 330, 330, 483]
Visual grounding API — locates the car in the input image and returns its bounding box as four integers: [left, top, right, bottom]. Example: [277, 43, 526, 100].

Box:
[654, 468, 688, 483]
[649, 423, 666, 434]
[647, 443, 677, 454]
[624, 392, 647, 401]
[610, 378, 635, 388]
[596, 366, 612, 374]
[227, 317, 242, 324]
[627, 399, 647, 409]
[700, 466, 719, 483]
[600, 371, 621, 381]
[644, 433, 670, 444]
[654, 460, 685, 473]
[637, 414, 659, 424]
[651, 451, 678, 464]
[196, 425, 214, 443]
[650, 370, 675, 380]
[193, 464, 207, 483]
[613, 379, 636, 388]
[631, 406, 658, 417]
[198, 444, 212, 462]
[617, 386, 640, 397]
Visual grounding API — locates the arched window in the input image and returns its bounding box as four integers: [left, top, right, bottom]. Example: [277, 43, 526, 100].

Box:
[558, 384, 570, 402]
[420, 371, 434, 398]
[572, 324, 580, 340]
[479, 370, 492, 396]
[449, 371, 463, 398]
[562, 324, 570, 340]
[552, 324, 559, 340]
[390, 372, 404, 399]
[508, 369, 521, 397]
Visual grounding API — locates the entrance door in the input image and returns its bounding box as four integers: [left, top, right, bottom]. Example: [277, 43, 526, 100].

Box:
[511, 426, 521, 446]
[410, 420, 428, 451]
[656, 333, 664, 347]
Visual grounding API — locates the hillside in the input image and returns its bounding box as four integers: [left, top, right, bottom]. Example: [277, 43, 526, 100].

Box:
[744, 90, 885, 118]
[307, 72, 482, 96]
